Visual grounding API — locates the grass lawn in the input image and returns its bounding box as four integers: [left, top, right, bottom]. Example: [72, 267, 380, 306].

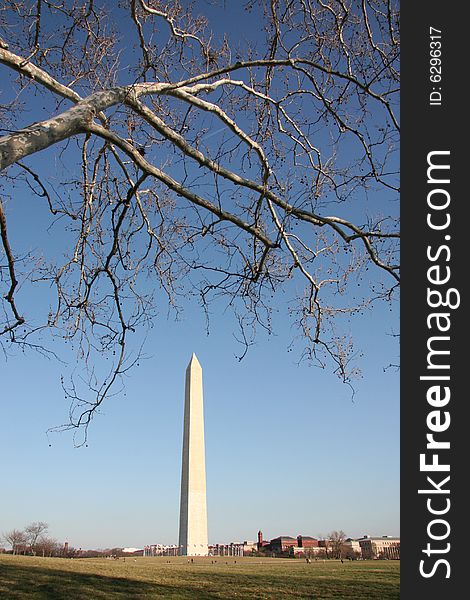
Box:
[0, 554, 399, 599]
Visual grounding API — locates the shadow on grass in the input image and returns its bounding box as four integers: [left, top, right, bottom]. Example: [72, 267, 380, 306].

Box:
[0, 561, 219, 600]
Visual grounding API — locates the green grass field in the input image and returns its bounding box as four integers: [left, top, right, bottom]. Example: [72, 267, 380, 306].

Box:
[0, 554, 399, 599]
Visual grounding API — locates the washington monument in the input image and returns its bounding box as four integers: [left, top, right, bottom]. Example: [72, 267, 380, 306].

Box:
[178, 353, 208, 556]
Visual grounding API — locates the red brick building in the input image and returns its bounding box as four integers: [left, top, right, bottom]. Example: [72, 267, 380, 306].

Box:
[257, 531, 320, 556]
[296, 535, 319, 548]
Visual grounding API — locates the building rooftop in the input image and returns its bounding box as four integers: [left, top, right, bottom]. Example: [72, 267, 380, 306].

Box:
[357, 536, 400, 541]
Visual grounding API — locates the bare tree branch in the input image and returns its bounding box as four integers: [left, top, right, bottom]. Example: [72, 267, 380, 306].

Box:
[0, 0, 400, 440]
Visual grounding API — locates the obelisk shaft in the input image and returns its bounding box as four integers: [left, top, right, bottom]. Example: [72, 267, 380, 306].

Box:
[178, 354, 208, 556]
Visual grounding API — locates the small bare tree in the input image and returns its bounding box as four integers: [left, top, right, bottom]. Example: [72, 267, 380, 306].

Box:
[0, 1, 399, 440]
[329, 529, 347, 559]
[2, 528, 27, 555]
[35, 535, 60, 557]
[24, 521, 49, 555]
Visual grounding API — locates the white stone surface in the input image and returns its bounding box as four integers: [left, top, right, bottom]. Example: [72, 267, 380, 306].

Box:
[178, 353, 208, 556]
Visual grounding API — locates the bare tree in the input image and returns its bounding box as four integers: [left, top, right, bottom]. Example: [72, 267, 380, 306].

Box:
[329, 529, 347, 559]
[2, 528, 27, 555]
[0, 1, 399, 440]
[25, 521, 49, 555]
[35, 535, 60, 557]
[317, 533, 332, 558]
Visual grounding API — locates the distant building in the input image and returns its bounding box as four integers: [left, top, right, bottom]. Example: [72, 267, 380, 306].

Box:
[143, 540, 256, 558]
[287, 536, 322, 558]
[317, 539, 332, 556]
[296, 535, 319, 549]
[255, 531, 400, 560]
[257, 532, 321, 556]
[357, 536, 400, 559]
[243, 541, 258, 555]
[289, 546, 326, 557]
[208, 542, 244, 557]
[342, 538, 362, 558]
[269, 536, 298, 554]
[144, 544, 179, 556]
[141, 532, 399, 561]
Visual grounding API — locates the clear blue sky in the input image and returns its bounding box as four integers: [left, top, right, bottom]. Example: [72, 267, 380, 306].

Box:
[0, 1, 399, 551]
[1, 292, 399, 549]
